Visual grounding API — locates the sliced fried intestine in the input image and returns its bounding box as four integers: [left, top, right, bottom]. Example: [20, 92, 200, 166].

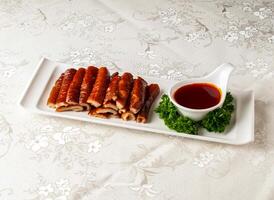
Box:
[104, 72, 120, 103]
[89, 109, 109, 119]
[121, 111, 136, 121]
[137, 84, 160, 123]
[118, 107, 127, 114]
[56, 68, 77, 108]
[119, 101, 135, 121]
[88, 109, 120, 119]
[79, 66, 98, 110]
[56, 105, 84, 112]
[103, 72, 120, 111]
[50, 66, 159, 123]
[94, 107, 118, 115]
[116, 72, 133, 109]
[47, 73, 65, 108]
[103, 101, 118, 111]
[109, 113, 120, 118]
[129, 77, 147, 114]
[66, 68, 86, 106]
[87, 67, 110, 108]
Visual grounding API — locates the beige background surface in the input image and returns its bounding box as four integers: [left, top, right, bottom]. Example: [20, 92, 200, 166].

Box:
[0, 0, 274, 199]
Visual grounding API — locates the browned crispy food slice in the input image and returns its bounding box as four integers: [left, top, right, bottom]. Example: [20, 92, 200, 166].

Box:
[56, 68, 77, 108]
[88, 109, 109, 119]
[109, 114, 120, 118]
[103, 72, 120, 111]
[79, 66, 98, 110]
[104, 72, 120, 103]
[94, 107, 118, 115]
[129, 77, 147, 114]
[47, 73, 64, 108]
[117, 97, 131, 114]
[116, 72, 133, 109]
[87, 67, 110, 107]
[88, 109, 120, 119]
[56, 105, 84, 112]
[137, 84, 160, 123]
[66, 68, 86, 105]
[121, 111, 136, 121]
[103, 101, 118, 110]
[118, 108, 127, 114]
[120, 97, 135, 121]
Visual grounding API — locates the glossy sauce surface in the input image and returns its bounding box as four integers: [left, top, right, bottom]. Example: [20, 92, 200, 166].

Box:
[174, 83, 221, 109]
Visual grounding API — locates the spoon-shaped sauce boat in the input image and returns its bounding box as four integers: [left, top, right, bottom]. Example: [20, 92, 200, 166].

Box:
[169, 63, 234, 121]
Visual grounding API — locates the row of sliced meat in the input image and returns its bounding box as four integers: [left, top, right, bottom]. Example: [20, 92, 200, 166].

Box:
[47, 66, 160, 123]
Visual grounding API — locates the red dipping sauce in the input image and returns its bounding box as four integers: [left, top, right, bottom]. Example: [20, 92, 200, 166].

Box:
[174, 83, 221, 109]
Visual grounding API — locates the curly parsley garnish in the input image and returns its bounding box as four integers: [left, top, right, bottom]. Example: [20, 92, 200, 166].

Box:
[155, 92, 234, 134]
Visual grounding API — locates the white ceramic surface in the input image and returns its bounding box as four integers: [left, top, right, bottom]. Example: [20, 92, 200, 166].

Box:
[19, 57, 254, 145]
[169, 63, 234, 121]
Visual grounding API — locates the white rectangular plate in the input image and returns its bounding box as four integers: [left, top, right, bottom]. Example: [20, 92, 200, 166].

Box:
[19, 57, 254, 145]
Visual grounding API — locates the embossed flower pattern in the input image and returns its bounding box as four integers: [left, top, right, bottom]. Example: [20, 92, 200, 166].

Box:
[31, 178, 72, 200]
[129, 184, 159, 197]
[53, 127, 80, 145]
[26, 135, 49, 152]
[0, 0, 273, 199]
[193, 152, 214, 168]
[38, 184, 54, 197]
[88, 140, 102, 153]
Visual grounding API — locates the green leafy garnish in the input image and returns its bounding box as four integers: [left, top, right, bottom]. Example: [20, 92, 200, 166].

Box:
[201, 93, 234, 132]
[155, 93, 234, 134]
[155, 95, 199, 135]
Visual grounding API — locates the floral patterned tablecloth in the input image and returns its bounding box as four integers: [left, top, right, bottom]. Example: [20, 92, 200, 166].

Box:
[0, 0, 274, 199]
